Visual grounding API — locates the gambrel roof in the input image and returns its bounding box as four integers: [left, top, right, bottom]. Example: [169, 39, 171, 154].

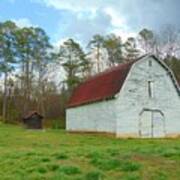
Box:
[68, 55, 180, 108]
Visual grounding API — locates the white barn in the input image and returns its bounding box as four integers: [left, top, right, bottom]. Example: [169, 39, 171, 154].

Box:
[66, 55, 180, 138]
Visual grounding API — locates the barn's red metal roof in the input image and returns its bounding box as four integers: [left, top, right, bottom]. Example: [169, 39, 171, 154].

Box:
[68, 60, 136, 108]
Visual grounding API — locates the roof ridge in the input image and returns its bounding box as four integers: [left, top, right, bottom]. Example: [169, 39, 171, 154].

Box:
[85, 60, 136, 83]
[83, 54, 150, 83]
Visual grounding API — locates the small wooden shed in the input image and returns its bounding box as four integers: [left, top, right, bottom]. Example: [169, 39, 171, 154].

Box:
[23, 111, 43, 129]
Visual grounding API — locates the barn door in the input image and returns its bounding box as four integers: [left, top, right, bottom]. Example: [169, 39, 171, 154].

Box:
[153, 111, 166, 137]
[139, 109, 166, 138]
[139, 110, 152, 138]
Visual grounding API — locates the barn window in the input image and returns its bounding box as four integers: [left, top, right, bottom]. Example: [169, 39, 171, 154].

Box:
[148, 81, 154, 98]
[148, 60, 152, 67]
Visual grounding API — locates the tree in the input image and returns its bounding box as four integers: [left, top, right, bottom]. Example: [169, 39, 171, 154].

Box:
[124, 37, 140, 61]
[164, 56, 180, 82]
[0, 21, 68, 124]
[88, 34, 105, 73]
[103, 34, 124, 66]
[15, 27, 36, 114]
[159, 24, 180, 59]
[0, 21, 17, 121]
[138, 28, 157, 54]
[57, 39, 89, 93]
[32, 27, 52, 116]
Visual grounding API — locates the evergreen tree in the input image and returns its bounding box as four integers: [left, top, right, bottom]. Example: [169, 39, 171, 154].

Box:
[138, 28, 156, 54]
[58, 39, 89, 93]
[0, 21, 17, 121]
[32, 27, 52, 116]
[103, 34, 123, 66]
[124, 37, 140, 61]
[88, 34, 105, 72]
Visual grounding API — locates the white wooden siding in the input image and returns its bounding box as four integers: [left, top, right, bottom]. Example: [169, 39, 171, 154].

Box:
[116, 56, 180, 137]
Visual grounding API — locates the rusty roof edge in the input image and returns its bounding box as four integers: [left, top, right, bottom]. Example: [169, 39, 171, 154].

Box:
[67, 95, 116, 109]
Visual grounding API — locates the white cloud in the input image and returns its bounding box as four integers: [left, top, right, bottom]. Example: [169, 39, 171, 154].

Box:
[54, 38, 68, 48]
[32, 0, 180, 44]
[53, 38, 70, 52]
[33, 0, 101, 12]
[33, 0, 180, 29]
[12, 18, 37, 28]
[112, 29, 137, 42]
[104, 7, 125, 28]
[33, 0, 136, 43]
[103, 7, 136, 42]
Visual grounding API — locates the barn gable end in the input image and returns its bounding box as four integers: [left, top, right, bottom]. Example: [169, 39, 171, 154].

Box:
[115, 56, 180, 137]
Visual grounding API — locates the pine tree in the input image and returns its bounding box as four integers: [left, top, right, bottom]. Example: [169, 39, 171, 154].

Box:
[103, 34, 123, 66]
[0, 21, 17, 121]
[57, 39, 89, 93]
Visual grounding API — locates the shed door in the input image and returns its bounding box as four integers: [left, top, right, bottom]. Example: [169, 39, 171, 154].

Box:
[139, 109, 165, 138]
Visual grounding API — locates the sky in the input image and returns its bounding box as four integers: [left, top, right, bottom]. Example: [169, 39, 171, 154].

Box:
[0, 0, 180, 46]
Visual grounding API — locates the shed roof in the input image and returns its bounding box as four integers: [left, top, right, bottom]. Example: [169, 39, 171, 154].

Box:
[68, 55, 180, 108]
[23, 111, 43, 120]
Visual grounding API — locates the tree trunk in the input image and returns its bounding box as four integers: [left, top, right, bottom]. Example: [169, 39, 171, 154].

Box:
[23, 60, 30, 114]
[40, 83, 46, 117]
[97, 45, 100, 73]
[2, 72, 8, 122]
[38, 68, 46, 117]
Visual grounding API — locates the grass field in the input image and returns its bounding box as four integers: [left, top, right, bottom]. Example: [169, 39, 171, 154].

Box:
[0, 123, 180, 180]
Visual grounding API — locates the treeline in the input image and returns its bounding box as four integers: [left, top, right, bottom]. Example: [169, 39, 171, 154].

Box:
[0, 21, 180, 126]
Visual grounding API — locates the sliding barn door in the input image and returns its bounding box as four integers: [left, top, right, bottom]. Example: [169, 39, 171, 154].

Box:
[139, 109, 165, 138]
[139, 110, 152, 138]
[153, 111, 165, 137]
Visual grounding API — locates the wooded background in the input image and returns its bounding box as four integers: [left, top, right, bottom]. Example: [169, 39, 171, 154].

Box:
[0, 21, 179, 128]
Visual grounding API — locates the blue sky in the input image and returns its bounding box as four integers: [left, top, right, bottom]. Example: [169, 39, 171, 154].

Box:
[1, 0, 180, 45]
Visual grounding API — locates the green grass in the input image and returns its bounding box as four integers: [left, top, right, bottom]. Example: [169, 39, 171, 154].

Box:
[0, 123, 180, 179]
